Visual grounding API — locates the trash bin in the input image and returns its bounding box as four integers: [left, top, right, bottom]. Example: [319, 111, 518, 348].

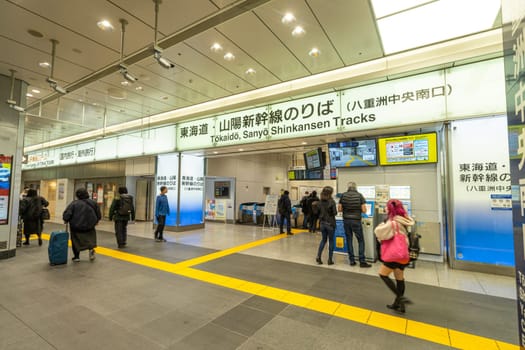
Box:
[254, 202, 265, 225]
[238, 202, 257, 224]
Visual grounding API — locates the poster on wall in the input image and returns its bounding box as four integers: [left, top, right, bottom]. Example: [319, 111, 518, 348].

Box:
[205, 199, 216, 220]
[450, 116, 513, 266]
[156, 153, 179, 226]
[179, 154, 204, 226]
[0, 156, 12, 224]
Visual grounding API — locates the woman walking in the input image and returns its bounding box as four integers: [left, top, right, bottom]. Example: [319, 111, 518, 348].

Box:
[315, 186, 337, 265]
[63, 188, 101, 262]
[374, 198, 415, 313]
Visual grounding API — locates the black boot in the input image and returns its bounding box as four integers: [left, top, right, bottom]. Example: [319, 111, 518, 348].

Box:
[316, 257, 323, 265]
[380, 275, 402, 312]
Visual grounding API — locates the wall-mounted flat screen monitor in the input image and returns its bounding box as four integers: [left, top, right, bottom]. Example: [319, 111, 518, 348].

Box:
[328, 139, 377, 167]
[378, 132, 438, 165]
[305, 169, 323, 180]
[303, 148, 324, 170]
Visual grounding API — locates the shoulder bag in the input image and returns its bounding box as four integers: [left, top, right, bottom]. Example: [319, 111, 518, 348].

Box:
[380, 221, 409, 263]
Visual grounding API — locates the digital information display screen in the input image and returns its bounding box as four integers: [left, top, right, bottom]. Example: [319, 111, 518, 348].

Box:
[328, 139, 377, 167]
[378, 133, 437, 165]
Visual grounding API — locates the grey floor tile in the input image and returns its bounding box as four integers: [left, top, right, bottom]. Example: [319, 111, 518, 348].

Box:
[279, 305, 332, 328]
[249, 315, 323, 350]
[319, 316, 451, 350]
[241, 296, 287, 315]
[236, 338, 278, 350]
[139, 308, 211, 346]
[169, 323, 247, 350]
[212, 304, 276, 336]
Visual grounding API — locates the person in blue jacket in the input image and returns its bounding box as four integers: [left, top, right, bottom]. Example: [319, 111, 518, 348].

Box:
[154, 186, 170, 242]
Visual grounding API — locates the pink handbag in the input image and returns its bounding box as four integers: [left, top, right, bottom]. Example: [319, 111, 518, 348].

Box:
[380, 221, 409, 263]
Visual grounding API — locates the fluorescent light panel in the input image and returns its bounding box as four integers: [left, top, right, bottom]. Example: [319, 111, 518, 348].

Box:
[374, 0, 501, 54]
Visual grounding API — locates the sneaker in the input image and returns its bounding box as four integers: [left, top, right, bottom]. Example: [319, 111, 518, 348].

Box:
[72, 257, 80, 262]
[359, 262, 372, 268]
[155, 238, 162, 242]
[89, 249, 96, 261]
[349, 261, 356, 266]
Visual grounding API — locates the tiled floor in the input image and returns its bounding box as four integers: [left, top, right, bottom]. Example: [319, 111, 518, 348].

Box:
[0, 219, 518, 349]
[114, 220, 516, 299]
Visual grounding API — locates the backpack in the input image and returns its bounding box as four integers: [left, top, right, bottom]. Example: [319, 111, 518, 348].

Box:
[23, 197, 42, 220]
[311, 200, 320, 215]
[408, 232, 421, 261]
[118, 195, 132, 216]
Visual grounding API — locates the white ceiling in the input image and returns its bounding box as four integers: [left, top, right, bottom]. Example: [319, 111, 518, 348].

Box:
[0, 0, 501, 153]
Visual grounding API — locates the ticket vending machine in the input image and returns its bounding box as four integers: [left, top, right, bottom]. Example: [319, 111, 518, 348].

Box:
[334, 200, 376, 262]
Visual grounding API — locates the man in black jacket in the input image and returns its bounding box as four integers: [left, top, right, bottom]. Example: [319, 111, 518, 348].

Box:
[109, 186, 136, 248]
[338, 182, 371, 268]
[278, 190, 293, 235]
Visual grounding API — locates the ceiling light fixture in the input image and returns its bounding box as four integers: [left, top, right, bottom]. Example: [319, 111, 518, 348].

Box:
[210, 42, 223, 52]
[152, 0, 175, 69]
[39, 61, 51, 68]
[245, 68, 256, 75]
[292, 25, 306, 37]
[121, 80, 130, 86]
[223, 52, 235, 61]
[308, 47, 321, 57]
[135, 86, 144, 91]
[26, 93, 33, 97]
[282, 12, 296, 24]
[117, 18, 138, 83]
[6, 69, 25, 112]
[97, 19, 114, 31]
[46, 39, 67, 94]
[32, 89, 40, 94]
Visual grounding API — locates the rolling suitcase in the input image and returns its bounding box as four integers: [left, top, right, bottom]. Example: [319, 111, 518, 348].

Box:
[48, 229, 69, 265]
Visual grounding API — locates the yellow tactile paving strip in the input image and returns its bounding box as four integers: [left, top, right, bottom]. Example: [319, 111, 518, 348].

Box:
[40, 231, 519, 350]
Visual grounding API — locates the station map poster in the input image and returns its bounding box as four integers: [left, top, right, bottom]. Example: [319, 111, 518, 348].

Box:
[0, 156, 12, 224]
[156, 153, 179, 226]
[179, 154, 204, 226]
[502, 0, 525, 345]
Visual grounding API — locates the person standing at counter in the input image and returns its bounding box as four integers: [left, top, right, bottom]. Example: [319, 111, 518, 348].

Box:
[338, 182, 372, 268]
[316, 186, 337, 265]
[154, 186, 170, 242]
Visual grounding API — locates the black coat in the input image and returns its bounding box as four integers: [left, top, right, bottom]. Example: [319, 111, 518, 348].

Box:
[63, 199, 101, 232]
[19, 196, 48, 235]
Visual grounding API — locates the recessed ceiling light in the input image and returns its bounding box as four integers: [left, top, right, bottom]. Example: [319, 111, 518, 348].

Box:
[292, 26, 306, 37]
[26, 93, 33, 97]
[135, 86, 144, 91]
[39, 61, 51, 68]
[213, 151, 218, 154]
[245, 68, 256, 75]
[121, 81, 130, 86]
[97, 19, 114, 31]
[301, 141, 307, 145]
[282, 12, 296, 24]
[93, 102, 98, 106]
[31, 89, 40, 94]
[223, 52, 235, 61]
[238, 148, 244, 152]
[210, 43, 223, 52]
[308, 47, 321, 57]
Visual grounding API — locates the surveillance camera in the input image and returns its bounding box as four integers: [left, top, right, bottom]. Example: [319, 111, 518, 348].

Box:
[53, 85, 67, 94]
[6, 99, 25, 112]
[157, 56, 175, 69]
[119, 64, 138, 82]
[154, 46, 175, 69]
